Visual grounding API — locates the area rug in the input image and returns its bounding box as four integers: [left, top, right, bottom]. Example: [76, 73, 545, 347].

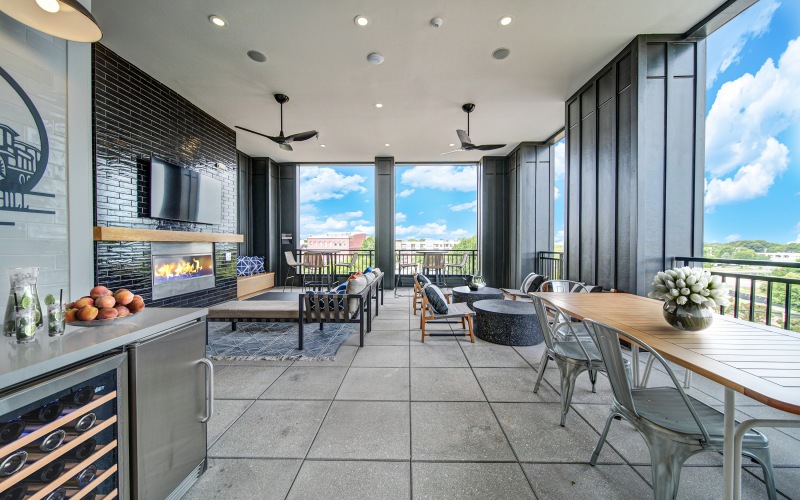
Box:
[206, 321, 357, 361]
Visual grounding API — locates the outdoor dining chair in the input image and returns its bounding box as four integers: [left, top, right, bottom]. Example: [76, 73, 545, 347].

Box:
[584, 318, 776, 500]
[395, 253, 419, 297]
[531, 295, 608, 426]
[335, 252, 359, 277]
[283, 251, 305, 291]
[444, 252, 469, 283]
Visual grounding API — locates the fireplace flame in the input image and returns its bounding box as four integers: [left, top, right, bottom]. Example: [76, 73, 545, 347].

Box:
[153, 255, 214, 283]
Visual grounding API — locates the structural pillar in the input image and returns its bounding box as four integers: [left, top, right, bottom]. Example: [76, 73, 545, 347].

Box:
[375, 157, 396, 289]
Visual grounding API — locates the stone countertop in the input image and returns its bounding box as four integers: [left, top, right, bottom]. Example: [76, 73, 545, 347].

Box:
[0, 307, 208, 391]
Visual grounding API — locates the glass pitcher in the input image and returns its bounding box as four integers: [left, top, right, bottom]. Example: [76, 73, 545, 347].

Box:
[3, 267, 43, 336]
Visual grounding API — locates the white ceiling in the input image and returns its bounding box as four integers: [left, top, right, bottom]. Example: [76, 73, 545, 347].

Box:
[93, 0, 722, 164]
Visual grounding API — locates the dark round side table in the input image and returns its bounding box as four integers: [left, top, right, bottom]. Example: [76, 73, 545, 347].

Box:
[472, 299, 543, 346]
[451, 286, 504, 311]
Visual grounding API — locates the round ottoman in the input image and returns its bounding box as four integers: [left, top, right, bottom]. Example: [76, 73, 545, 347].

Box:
[451, 286, 504, 311]
[473, 299, 543, 346]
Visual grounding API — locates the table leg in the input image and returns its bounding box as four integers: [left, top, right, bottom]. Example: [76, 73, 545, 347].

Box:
[723, 387, 736, 500]
[631, 345, 640, 387]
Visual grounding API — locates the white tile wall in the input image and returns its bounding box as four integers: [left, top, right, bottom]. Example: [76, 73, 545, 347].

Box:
[0, 13, 70, 305]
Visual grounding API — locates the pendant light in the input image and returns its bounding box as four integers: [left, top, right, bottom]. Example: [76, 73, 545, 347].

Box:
[0, 0, 102, 42]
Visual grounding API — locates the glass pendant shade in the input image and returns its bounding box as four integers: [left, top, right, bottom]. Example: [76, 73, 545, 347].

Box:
[0, 0, 102, 42]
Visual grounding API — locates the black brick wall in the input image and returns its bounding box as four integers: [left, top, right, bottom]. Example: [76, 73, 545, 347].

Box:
[92, 44, 238, 308]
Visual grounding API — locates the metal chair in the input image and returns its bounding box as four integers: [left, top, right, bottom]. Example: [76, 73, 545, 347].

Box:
[283, 251, 305, 291]
[335, 252, 359, 278]
[584, 319, 776, 500]
[531, 295, 608, 426]
[538, 279, 589, 293]
[501, 272, 547, 301]
[303, 252, 330, 290]
[445, 252, 469, 283]
[422, 253, 446, 287]
[395, 253, 419, 297]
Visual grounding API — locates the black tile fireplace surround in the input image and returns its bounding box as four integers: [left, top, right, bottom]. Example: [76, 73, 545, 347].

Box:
[92, 44, 238, 308]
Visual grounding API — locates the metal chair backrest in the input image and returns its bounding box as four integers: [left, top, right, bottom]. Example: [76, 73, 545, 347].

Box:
[304, 252, 326, 269]
[531, 295, 593, 361]
[423, 253, 445, 269]
[348, 252, 359, 267]
[583, 319, 710, 443]
[538, 280, 588, 293]
[285, 251, 301, 267]
[455, 252, 468, 266]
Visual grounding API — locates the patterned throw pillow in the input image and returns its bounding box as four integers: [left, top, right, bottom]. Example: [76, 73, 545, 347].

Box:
[254, 256, 265, 274]
[520, 273, 545, 293]
[335, 282, 348, 293]
[236, 256, 255, 277]
[424, 284, 449, 314]
[415, 273, 431, 286]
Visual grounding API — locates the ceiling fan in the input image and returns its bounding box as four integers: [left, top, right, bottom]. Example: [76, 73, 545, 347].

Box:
[235, 93, 318, 151]
[442, 103, 506, 155]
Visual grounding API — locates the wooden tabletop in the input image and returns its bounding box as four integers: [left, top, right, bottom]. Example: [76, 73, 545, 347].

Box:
[530, 292, 800, 415]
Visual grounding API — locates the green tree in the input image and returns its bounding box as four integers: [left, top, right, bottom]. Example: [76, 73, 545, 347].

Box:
[452, 235, 477, 250]
[360, 236, 375, 250]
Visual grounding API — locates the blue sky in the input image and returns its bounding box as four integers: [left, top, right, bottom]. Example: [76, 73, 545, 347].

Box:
[299, 164, 477, 241]
[704, 0, 800, 244]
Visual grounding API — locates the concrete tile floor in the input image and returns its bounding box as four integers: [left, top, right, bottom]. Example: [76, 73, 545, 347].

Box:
[185, 291, 800, 499]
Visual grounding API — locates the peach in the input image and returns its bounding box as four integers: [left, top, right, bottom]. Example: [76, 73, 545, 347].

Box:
[73, 297, 94, 309]
[115, 305, 131, 317]
[66, 302, 75, 309]
[77, 306, 99, 321]
[128, 298, 145, 314]
[89, 286, 112, 299]
[97, 307, 118, 320]
[133, 295, 143, 303]
[65, 309, 78, 323]
[114, 289, 134, 305]
[95, 295, 116, 309]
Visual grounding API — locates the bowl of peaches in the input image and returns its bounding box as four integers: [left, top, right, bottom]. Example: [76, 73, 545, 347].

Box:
[66, 286, 146, 327]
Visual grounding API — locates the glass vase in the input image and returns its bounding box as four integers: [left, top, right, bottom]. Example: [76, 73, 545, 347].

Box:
[467, 275, 486, 291]
[662, 302, 714, 332]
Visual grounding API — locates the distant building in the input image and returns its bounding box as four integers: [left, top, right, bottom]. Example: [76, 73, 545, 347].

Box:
[395, 239, 459, 251]
[759, 252, 800, 263]
[304, 232, 366, 251]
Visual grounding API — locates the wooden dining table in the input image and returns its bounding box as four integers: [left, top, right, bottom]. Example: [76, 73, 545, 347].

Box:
[530, 292, 800, 500]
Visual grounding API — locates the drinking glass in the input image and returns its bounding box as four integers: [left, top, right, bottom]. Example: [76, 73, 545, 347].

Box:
[48, 302, 66, 336]
[15, 306, 37, 343]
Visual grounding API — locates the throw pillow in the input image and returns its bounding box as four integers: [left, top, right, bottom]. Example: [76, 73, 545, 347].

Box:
[416, 273, 431, 286]
[348, 271, 363, 281]
[364, 267, 373, 274]
[236, 256, 254, 277]
[520, 273, 545, 293]
[364, 273, 376, 286]
[345, 275, 368, 317]
[254, 256, 265, 274]
[335, 282, 348, 292]
[371, 267, 382, 276]
[424, 284, 449, 314]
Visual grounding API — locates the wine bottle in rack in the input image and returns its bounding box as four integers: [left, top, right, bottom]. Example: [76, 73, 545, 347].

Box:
[0, 481, 27, 500]
[59, 385, 95, 406]
[66, 463, 97, 488]
[24, 485, 67, 500]
[20, 401, 63, 423]
[25, 458, 66, 483]
[63, 486, 96, 500]
[0, 419, 26, 444]
[23, 429, 66, 453]
[31, 437, 97, 462]
[69, 412, 97, 433]
[0, 450, 27, 477]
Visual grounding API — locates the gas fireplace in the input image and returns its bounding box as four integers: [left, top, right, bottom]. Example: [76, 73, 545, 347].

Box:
[151, 242, 216, 300]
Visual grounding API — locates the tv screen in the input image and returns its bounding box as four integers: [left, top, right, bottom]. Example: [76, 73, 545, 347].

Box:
[149, 157, 222, 225]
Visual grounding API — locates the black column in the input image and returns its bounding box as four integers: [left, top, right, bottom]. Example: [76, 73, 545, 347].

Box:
[375, 157, 396, 288]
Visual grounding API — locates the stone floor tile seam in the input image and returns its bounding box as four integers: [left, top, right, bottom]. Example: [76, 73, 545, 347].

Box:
[206, 398, 259, 450]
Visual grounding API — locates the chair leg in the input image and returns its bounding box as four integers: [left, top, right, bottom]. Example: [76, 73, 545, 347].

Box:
[590, 409, 616, 465]
[558, 361, 583, 427]
[642, 437, 695, 500]
[421, 315, 427, 343]
[588, 369, 598, 393]
[640, 353, 656, 388]
[466, 315, 475, 343]
[533, 352, 549, 393]
[744, 448, 777, 500]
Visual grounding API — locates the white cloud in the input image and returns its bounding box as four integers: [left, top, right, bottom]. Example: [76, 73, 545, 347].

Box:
[397, 189, 415, 198]
[449, 229, 470, 238]
[554, 186, 560, 200]
[705, 35, 800, 209]
[353, 224, 375, 235]
[300, 209, 373, 236]
[553, 140, 565, 180]
[342, 211, 364, 219]
[400, 165, 477, 192]
[395, 222, 448, 238]
[450, 200, 477, 213]
[724, 234, 742, 243]
[395, 212, 407, 222]
[707, 0, 780, 88]
[555, 230, 564, 246]
[299, 166, 367, 202]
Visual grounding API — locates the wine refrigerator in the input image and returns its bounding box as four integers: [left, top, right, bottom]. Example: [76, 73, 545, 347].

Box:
[0, 354, 127, 499]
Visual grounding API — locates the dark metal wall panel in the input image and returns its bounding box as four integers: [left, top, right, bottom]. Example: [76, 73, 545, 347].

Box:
[375, 157, 396, 287]
[596, 69, 617, 289]
[251, 157, 269, 260]
[566, 100, 581, 282]
[237, 151, 253, 257]
[579, 86, 597, 285]
[616, 50, 637, 293]
[534, 145, 553, 271]
[268, 161, 280, 273]
[479, 157, 507, 287]
[278, 164, 298, 285]
[507, 151, 519, 286]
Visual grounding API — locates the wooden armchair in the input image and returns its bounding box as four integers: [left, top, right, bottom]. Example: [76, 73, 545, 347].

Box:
[419, 286, 475, 343]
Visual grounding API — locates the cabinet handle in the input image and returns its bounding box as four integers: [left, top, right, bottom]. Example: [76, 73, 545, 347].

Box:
[199, 358, 214, 423]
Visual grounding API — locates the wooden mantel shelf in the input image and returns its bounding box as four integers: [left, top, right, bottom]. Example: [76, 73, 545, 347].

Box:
[94, 226, 244, 243]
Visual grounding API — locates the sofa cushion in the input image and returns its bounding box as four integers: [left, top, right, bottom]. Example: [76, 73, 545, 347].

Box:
[364, 266, 373, 274]
[520, 273, 546, 294]
[364, 272, 376, 285]
[424, 284, 449, 314]
[416, 273, 431, 286]
[254, 256, 265, 274]
[346, 275, 369, 316]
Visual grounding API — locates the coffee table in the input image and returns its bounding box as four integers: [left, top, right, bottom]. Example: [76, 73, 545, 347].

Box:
[451, 286, 504, 311]
[472, 299, 543, 346]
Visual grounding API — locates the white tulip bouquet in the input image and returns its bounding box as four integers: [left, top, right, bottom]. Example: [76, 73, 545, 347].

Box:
[648, 266, 731, 310]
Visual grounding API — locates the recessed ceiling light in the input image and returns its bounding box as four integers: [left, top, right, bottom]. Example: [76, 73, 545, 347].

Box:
[320, 144, 327, 148]
[367, 52, 384, 65]
[492, 48, 511, 60]
[36, 0, 60, 13]
[384, 143, 390, 147]
[247, 50, 267, 63]
[209, 15, 227, 27]
[354, 15, 369, 27]
[498, 16, 513, 26]
[375, 103, 383, 108]
[449, 143, 455, 147]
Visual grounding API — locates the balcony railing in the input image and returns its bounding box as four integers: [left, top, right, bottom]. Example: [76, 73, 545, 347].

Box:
[537, 251, 564, 280]
[675, 256, 800, 332]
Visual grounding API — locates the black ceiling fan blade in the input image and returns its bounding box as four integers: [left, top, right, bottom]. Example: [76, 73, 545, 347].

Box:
[235, 125, 281, 143]
[279, 143, 294, 151]
[441, 148, 465, 155]
[475, 144, 507, 151]
[456, 129, 473, 147]
[285, 130, 319, 142]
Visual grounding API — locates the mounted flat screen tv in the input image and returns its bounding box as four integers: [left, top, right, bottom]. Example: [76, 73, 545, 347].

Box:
[149, 157, 222, 225]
